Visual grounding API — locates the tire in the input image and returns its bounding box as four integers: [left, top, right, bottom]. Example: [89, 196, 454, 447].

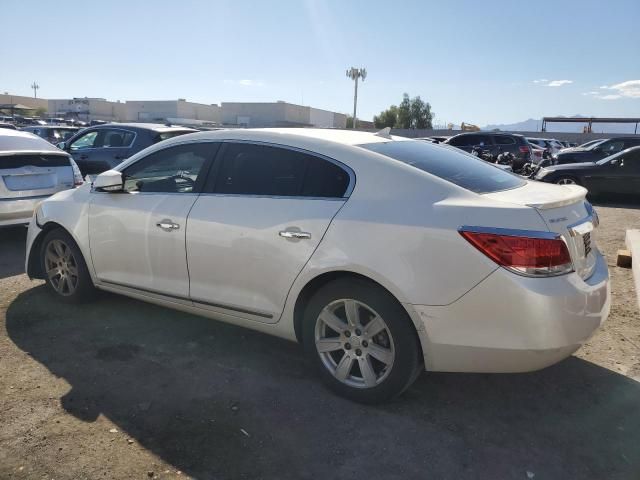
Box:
[302, 278, 423, 404]
[554, 176, 580, 186]
[40, 228, 96, 303]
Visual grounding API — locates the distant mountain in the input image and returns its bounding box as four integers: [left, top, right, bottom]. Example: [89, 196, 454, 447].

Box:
[484, 116, 638, 134]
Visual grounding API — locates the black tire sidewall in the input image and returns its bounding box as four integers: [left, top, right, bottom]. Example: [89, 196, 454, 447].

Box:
[40, 228, 95, 303]
[302, 278, 423, 404]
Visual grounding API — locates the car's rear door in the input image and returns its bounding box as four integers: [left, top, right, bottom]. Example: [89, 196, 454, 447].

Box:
[186, 141, 353, 323]
[88, 142, 217, 298]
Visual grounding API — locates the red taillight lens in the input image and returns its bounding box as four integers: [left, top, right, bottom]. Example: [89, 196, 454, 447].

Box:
[460, 229, 573, 276]
[519, 145, 531, 154]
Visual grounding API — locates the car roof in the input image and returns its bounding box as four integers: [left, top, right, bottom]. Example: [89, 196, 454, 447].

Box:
[0, 128, 69, 155]
[93, 122, 198, 133]
[162, 128, 412, 147]
[452, 131, 524, 138]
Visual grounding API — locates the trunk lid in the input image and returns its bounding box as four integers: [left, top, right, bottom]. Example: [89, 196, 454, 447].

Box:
[484, 181, 597, 279]
[0, 153, 74, 199]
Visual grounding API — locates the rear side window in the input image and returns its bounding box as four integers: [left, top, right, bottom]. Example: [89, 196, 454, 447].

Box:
[154, 130, 194, 143]
[1, 154, 70, 169]
[102, 129, 135, 148]
[448, 134, 492, 147]
[495, 135, 515, 145]
[359, 141, 525, 194]
[212, 143, 351, 198]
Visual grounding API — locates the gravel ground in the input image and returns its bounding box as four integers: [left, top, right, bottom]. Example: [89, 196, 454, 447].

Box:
[0, 200, 639, 480]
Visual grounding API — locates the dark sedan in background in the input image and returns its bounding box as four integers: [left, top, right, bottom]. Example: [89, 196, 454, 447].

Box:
[58, 123, 196, 176]
[22, 125, 80, 144]
[535, 146, 640, 196]
[554, 136, 640, 165]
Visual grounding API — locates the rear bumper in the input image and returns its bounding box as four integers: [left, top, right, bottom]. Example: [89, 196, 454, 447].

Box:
[0, 195, 49, 227]
[409, 252, 610, 373]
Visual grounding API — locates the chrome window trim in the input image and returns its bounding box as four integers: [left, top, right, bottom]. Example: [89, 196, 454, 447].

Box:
[458, 225, 560, 240]
[197, 193, 347, 201]
[216, 139, 356, 199]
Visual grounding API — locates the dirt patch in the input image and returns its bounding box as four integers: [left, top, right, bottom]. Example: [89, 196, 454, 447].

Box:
[0, 201, 639, 480]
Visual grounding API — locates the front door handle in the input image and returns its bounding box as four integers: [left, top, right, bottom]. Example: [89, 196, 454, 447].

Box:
[279, 230, 311, 240]
[79, 154, 88, 160]
[156, 219, 180, 232]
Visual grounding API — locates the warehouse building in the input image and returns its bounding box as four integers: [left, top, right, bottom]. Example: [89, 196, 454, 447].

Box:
[124, 99, 221, 125]
[48, 97, 126, 122]
[221, 101, 347, 128]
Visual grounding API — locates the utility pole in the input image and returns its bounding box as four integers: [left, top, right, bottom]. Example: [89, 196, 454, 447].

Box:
[31, 81, 40, 98]
[346, 67, 366, 129]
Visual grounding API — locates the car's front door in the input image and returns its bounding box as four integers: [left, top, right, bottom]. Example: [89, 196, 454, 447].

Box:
[186, 142, 353, 322]
[88, 142, 217, 297]
[611, 150, 640, 194]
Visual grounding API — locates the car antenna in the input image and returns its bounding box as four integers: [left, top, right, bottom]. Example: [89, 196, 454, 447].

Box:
[374, 127, 392, 139]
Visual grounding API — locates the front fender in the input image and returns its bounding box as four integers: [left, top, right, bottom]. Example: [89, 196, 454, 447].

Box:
[25, 185, 95, 281]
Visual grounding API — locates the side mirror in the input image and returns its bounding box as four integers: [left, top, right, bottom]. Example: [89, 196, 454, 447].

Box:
[56, 141, 66, 150]
[93, 170, 123, 192]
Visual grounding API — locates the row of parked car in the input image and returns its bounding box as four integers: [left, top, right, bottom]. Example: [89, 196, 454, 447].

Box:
[420, 131, 640, 197]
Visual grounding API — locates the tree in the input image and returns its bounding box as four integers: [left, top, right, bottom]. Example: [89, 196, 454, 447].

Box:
[374, 93, 434, 130]
[34, 107, 47, 118]
[373, 105, 398, 128]
[346, 115, 354, 128]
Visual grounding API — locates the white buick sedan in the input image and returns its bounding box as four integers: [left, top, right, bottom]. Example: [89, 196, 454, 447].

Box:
[25, 128, 610, 403]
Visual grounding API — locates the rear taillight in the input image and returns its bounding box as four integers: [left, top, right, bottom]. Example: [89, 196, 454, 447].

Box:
[459, 227, 573, 277]
[519, 145, 531, 154]
[69, 158, 84, 186]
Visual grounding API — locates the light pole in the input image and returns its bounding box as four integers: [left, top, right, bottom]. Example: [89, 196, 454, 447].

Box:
[31, 81, 40, 98]
[346, 67, 366, 129]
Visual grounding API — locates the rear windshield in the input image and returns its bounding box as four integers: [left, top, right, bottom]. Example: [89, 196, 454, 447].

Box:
[359, 141, 525, 194]
[154, 130, 194, 143]
[0, 154, 70, 169]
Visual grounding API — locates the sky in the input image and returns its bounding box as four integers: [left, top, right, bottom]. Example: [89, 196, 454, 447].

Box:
[1, 0, 639, 126]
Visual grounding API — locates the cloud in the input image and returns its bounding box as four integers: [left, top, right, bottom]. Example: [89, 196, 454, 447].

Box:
[223, 79, 265, 87]
[532, 79, 573, 87]
[546, 80, 573, 87]
[599, 94, 622, 100]
[598, 80, 640, 98]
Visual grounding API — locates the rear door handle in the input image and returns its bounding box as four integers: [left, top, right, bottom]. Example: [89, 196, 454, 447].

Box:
[156, 219, 180, 232]
[279, 230, 311, 240]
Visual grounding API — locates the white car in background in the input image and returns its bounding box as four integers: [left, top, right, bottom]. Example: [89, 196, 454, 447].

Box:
[0, 129, 83, 227]
[527, 137, 564, 154]
[25, 129, 610, 403]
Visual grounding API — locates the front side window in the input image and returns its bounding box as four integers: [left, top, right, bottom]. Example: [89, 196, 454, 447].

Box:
[212, 143, 350, 198]
[359, 140, 525, 194]
[69, 131, 98, 150]
[600, 140, 624, 155]
[122, 143, 213, 193]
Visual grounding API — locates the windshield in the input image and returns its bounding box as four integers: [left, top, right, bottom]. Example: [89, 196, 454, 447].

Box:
[359, 141, 525, 194]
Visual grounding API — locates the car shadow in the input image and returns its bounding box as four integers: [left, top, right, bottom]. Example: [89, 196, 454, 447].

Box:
[0, 226, 26, 279]
[6, 286, 640, 480]
[592, 195, 640, 210]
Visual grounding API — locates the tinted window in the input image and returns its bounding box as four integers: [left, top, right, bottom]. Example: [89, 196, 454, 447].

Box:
[600, 140, 625, 155]
[154, 130, 194, 143]
[213, 143, 350, 198]
[448, 134, 492, 147]
[1, 154, 70, 169]
[102, 129, 135, 148]
[359, 141, 525, 194]
[122, 143, 212, 193]
[495, 135, 515, 145]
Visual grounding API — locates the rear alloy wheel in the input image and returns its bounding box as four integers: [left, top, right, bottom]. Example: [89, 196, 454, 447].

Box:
[555, 176, 578, 185]
[303, 278, 422, 403]
[40, 229, 96, 303]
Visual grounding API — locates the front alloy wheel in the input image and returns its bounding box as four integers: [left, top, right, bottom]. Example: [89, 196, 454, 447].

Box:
[44, 239, 79, 296]
[556, 177, 577, 185]
[315, 299, 395, 388]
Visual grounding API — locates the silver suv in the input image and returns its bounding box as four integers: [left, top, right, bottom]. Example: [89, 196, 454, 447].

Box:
[0, 129, 82, 227]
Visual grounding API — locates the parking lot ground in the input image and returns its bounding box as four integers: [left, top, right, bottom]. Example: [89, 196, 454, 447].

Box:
[1, 201, 639, 480]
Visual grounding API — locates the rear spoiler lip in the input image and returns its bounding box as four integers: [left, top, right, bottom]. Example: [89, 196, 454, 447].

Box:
[525, 185, 587, 210]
